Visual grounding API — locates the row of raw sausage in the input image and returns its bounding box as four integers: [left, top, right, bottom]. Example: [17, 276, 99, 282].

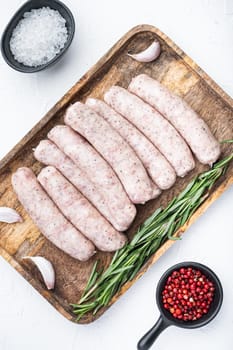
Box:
[12, 73, 220, 262]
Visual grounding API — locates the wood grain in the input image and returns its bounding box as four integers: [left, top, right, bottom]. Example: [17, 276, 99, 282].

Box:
[0, 25, 233, 324]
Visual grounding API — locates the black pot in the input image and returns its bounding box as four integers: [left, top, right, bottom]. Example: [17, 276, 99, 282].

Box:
[1, 0, 75, 73]
[137, 261, 223, 350]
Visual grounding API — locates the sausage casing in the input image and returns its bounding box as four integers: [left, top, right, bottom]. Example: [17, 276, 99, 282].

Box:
[86, 98, 176, 190]
[12, 167, 95, 261]
[48, 125, 136, 231]
[38, 166, 127, 252]
[104, 86, 195, 177]
[65, 102, 154, 203]
[129, 74, 220, 165]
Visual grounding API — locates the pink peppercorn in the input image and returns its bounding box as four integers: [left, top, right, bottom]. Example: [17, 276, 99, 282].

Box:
[162, 267, 215, 321]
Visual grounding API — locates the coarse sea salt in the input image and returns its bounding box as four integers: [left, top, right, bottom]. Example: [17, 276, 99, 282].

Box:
[10, 7, 68, 67]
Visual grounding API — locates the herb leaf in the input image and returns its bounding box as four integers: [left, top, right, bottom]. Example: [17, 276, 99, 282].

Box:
[72, 150, 233, 320]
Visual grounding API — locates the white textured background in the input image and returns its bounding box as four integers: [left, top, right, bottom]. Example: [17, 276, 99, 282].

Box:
[0, 1, 233, 349]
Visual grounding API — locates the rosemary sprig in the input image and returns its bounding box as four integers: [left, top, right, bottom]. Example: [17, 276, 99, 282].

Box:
[72, 151, 233, 320]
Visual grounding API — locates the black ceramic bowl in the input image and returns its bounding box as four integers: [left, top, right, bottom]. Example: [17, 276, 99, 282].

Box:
[138, 262, 223, 350]
[1, 0, 75, 73]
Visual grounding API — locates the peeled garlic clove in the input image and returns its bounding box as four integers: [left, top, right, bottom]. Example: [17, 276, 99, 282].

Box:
[0, 207, 23, 223]
[23, 256, 55, 290]
[127, 40, 161, 63]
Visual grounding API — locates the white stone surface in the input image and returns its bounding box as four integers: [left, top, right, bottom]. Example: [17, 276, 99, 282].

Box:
[0, 1, 233, 349]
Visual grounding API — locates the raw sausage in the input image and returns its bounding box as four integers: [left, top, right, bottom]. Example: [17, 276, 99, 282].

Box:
[12, 167, 95, 261]
[38, 166, 127, 252]
[34, 140, 121, 230]
[48, 125, 136, 231]
[129, 74, 220, 165]
[104, 86, 195, 177]
[48, 125, 136, 230]
[86, 98, 176, 190]
[65, 102, 155, 203]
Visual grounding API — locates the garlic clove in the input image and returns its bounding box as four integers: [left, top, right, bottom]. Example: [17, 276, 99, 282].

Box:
[23, 256, 55, 290]
[0, 207, 23, 223]
[127, 40, 161, 63]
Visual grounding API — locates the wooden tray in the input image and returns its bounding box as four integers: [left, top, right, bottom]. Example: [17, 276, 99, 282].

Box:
[0, 25, 233, 324]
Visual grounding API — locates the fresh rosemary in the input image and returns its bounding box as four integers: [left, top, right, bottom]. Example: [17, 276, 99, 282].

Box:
[72, 151, 233, 320]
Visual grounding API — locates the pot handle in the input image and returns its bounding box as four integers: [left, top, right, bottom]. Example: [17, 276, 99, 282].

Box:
[137, 315, 170, 350]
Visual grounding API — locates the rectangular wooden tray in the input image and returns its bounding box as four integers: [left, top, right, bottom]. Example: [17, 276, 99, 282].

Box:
[0, 25, 233, 324]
